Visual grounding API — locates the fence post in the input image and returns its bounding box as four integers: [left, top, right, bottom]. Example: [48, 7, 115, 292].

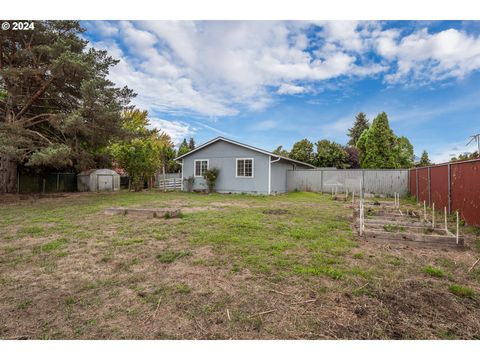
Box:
[416, 168, 419, 201]
[447, 163, 451, 215]
[42, 178, 46, 194]
[361, 170, 365, 197]
[427, 166, 431, 206]
[408, 169, 410, 195]
[56, 173, 60, 192]
[320, 170, 323, 193]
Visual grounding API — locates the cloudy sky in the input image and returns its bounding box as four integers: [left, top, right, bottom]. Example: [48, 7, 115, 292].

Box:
[82, 20, 480, 162]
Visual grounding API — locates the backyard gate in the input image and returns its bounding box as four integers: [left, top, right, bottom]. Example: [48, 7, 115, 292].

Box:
[156, 173, 182, 190]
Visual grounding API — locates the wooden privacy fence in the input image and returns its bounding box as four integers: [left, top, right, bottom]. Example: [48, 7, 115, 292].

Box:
[287, 169, 409, 196]
[409, 159, 480, 226]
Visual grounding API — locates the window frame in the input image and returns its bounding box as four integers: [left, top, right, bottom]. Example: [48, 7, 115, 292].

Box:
[235, 158, 254, 178]
[194, 159, 209, 177]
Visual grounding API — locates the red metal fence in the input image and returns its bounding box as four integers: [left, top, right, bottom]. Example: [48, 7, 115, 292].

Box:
[409, 159, 480, 226]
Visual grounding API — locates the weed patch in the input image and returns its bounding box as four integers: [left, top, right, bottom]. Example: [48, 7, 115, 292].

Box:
[423, 266, 445, 278]
[33, 238, 69, 253]
[156, 249, 192, 263]
[448, 284, 475, 298]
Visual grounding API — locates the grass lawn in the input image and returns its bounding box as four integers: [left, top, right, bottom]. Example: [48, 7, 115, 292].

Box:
[0, 191, 479, 339]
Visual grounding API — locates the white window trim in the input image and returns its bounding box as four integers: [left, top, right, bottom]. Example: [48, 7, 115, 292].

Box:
[235, 158, 254, 178]
[194, 159, 209, 177]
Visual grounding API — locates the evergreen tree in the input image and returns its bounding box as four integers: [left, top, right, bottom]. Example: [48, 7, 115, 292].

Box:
[177, 138, 190, 157]
[418, 150, 432, 167]
[289, 139, 314, 164]
[357, 112, 398, 168]
[188, 137, 195, 150]
[347, 112, 370, 146]
[0, 21, 134, 192]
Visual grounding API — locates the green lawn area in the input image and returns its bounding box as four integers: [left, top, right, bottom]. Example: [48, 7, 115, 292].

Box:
[0, 191, 479, 339]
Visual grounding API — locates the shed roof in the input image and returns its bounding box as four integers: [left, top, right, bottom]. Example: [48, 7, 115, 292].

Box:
[78, 169, 119, 176]
[174, 136, 316, 168]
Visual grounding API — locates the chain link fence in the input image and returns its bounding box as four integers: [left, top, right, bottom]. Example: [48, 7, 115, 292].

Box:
[18, 172, 77, 193]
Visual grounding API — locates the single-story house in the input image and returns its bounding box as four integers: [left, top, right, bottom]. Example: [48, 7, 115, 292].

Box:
[174, 137, 315, 194]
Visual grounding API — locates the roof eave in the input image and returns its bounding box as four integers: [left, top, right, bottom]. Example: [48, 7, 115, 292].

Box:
[174, 136, 316, 168]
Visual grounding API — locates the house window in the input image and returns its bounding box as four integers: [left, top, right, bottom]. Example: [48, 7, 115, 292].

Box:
[194, 159, 209, 177]
[236, 158, 254, 177]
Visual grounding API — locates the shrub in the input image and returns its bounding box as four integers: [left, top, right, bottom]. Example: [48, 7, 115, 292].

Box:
[448, 284, 475, 298]
[423, 266, 445, 278]
[203, 167, 220, 193]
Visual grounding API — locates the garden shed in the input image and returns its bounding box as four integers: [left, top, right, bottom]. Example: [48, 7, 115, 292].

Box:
[77, 169, 120, 192]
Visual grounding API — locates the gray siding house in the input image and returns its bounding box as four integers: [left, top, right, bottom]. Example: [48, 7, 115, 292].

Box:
[174, 137, 315, 194]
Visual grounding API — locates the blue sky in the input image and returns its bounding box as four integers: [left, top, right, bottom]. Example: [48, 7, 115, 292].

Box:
[81, 20, 480, 162]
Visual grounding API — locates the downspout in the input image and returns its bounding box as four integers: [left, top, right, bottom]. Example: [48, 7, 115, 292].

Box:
[269, 156, 281, 195]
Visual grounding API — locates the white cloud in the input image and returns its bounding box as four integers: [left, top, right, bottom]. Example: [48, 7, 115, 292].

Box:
[149, 118, 193, 144]
[317, 21, 364, 52]
[277, 84, 305, 95]
[376, 28, 480, 84]
[85, 21, 480, 120]
[252, 120, 278, 131]
[91, 40, 235, 116]
[86, 21, 393, 118]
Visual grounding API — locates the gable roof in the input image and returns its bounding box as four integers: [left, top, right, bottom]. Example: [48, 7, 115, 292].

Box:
[174, 136, 316, 168]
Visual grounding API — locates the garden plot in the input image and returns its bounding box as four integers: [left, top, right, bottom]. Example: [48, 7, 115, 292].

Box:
[356, 199, 464, 249]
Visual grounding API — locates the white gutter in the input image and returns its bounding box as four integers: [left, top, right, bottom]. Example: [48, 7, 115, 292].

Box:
[268, 156, 281, 195]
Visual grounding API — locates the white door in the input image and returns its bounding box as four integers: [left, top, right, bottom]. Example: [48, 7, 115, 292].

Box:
[97, 175, 113, 191]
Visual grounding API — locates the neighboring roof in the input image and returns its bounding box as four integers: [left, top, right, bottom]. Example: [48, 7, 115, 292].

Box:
[174, 136, 316, 168]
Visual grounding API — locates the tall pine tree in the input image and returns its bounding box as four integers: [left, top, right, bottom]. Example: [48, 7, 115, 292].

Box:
[347, 112, 370, 146]
[418, 150, 431, 167]
[188, 137, 195, 150]
[177, 138, 190, 157]
[0, 21, 134, 192]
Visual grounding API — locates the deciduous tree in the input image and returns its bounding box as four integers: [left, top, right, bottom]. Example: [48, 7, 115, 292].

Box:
[315, 140, 348, 168]
[289, 139, 314, 164]
[396, 136, 415, 168]
[272, 145, 289, 157]
[109, 109, 173, 191]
